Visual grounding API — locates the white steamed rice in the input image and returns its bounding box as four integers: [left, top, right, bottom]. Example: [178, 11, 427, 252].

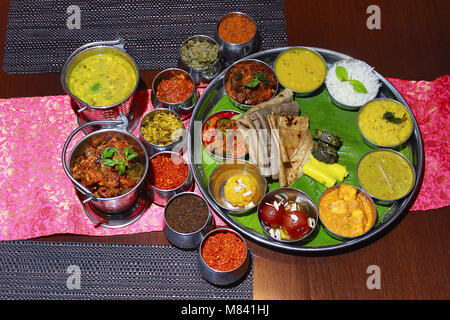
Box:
[325, 59, 380, 107]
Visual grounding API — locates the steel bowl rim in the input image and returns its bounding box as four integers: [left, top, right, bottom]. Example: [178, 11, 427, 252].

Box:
[198, 227, 249, 274]
[357, 97, 415, 148]
[356, 148, 416, 203]
[67, 128, 149, 201]
[207, 159, 267, 213]
[223, 58, 279, 109]
[163, 192, 212, 236]
[148, 151, 191, 192]
[139, 108, 184, 149]
[62, 45, 140, 110]
[273, 46, 327, 95]
[179, 34, 222, 72]
[201, 109, 248, 161]
[257, 187, 319, 243]
[317, 184, 378, 240]
[215, 11, 257, 46]
[151, 68, 198, 105]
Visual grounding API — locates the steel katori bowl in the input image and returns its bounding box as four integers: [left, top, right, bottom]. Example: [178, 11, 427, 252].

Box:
[215, 12, 260, 64]
[178, 35, 223, 87]
[197, 228, 251, 286]
[139, 108, 186, 155]
[61, 37, 139, 124]
[148, 151, 194, 206]
[163, 192, 214, 249]
[151, 68, 198, 120]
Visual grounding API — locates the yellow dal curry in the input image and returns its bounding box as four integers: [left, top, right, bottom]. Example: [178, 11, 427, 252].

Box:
[357, 150, 414, 200]
[68, 53, 137, 107]
[358, 99, 413, 147]
[274, 48, 326, 92]
[319, 184, 375, 237]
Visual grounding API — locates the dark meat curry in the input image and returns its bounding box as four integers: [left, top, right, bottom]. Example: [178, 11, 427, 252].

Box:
[71, 137, 144, 198]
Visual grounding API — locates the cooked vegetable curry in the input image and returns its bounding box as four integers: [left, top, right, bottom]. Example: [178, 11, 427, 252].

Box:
[68, 53, 137, 107]
[357, 150, 414, 200]
[319, 184, 375, 237]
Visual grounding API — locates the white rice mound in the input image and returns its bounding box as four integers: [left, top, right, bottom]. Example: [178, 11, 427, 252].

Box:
[325, 59, 380, 107]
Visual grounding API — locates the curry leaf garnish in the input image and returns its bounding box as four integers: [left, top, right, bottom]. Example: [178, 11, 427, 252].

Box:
[245, 71, 269, 88]
[90, 82, 100, 92]
[335, 66, 368, 93]
[335, 66, 348, 81]
[102, 146, 137, 175]
[383, 112, 406, 124]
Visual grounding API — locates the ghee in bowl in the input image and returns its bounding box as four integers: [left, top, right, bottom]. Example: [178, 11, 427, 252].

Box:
[357, 149, 415, 202]
[274, 47, 327, 94]
[67, 53, 137, 107]
[358, 98, 413, 148]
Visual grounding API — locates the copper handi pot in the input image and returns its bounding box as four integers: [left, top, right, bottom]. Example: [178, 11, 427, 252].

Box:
[62, 117, 149, 214]
[61, 37, 139, 124]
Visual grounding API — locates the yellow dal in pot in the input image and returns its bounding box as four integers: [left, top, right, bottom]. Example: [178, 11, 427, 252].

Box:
[358, 99, 413, 147]
[357, 150, 414, 200]
[67, 53, 137, 107]
[274, 48, 326, 92]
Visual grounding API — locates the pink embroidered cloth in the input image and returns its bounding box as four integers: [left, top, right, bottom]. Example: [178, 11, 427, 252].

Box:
[0, 76, 448, 240]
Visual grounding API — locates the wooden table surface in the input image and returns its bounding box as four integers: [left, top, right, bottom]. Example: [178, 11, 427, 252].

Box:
[0, 0, 448, 300]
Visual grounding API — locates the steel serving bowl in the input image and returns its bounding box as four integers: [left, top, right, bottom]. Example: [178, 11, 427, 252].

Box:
[223, 58, 279, 111]
[197, 228, 251, 286]
[257, 187, 319, 243]
[201, 109, 248, 162]
[356, 149, 416, 205]
[148, 151, 194, 206]
[151, 68, 198, 120]
[318, 184, 378, 241]
[215, 12, 259, 64]
[163, 192, 214, 249]
[325, 59, 381, 111]
[357, 98, 414, 149]
[61, 38, 139, 124]
[178, 35, 223, 87]
[274, 46, 327, 97]
[208, 159, 267, 215]
[62, 119, 149, 214]
[139, 109, 185, 155]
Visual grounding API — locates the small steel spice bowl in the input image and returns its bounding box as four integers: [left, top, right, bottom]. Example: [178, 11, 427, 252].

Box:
[178, 35, 223, 86]
[139, 108, 185, 155]
[215, 11, 259, 63]
[151, 68, 198, 119]
[197, 228, 251, 286]
[163, 192, 214, 249]
[148, 151, 193, 206]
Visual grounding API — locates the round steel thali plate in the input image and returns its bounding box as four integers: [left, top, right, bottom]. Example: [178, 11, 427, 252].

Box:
[188, 47, 424, 255]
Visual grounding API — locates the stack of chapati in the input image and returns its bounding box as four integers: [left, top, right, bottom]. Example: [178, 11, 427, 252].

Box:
[237, 89, 313, 186]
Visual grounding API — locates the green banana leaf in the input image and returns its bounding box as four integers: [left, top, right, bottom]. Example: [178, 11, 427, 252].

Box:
[200, 89, 411, 247]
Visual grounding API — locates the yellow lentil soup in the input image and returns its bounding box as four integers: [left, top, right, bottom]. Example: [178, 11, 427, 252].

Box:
[67, 53, 137, 107]
[358, 99, 413, 147]
[357, 150, 415, 200]
[274, 47, 326, 93]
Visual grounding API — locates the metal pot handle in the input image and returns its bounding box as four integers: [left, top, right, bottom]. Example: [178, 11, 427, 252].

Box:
[61, 118, 126, 204]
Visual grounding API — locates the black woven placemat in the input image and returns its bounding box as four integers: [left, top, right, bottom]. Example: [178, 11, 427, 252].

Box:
[0, 240, 253, 300]
[3, 0, 287, 74]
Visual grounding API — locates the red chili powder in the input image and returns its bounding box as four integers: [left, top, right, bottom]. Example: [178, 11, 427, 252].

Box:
[150, 154, 188, 190]
[201, 231, 246, 271]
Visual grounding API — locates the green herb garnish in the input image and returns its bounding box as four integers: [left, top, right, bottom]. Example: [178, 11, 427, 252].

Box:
[245, 71, 269, 88]
[383, 112, 406, 124]
[90, 82, 100, 92]
[102, 146, 137, 175]
[335, 66, 368, 93]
